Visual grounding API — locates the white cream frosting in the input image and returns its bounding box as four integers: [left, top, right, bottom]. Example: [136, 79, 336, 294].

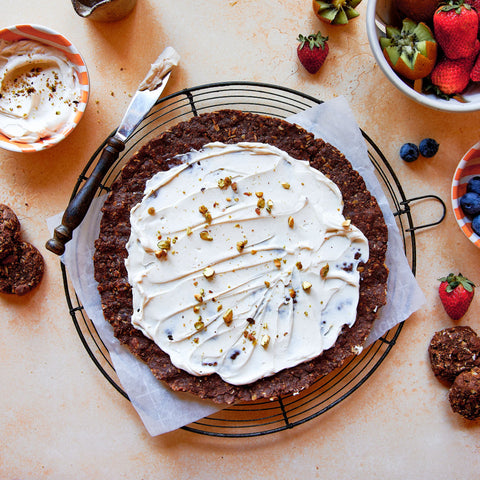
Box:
[125, 142, 369, 386]
[0, 39, 81, 143]
[138, 46, 180, 91]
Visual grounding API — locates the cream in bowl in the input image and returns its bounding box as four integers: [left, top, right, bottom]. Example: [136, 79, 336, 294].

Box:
[0, 25, 89, 152]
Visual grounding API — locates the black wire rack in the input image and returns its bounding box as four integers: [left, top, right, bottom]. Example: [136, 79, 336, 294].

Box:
[59, 81, 446, 438]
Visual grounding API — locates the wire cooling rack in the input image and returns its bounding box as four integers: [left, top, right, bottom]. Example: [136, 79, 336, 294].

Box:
[60, 81, 446, 437]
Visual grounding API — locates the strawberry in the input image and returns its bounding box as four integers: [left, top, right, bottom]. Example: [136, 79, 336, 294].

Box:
[297, 32, 329, 74]
[465, 0, 480, 18]
[438, 273, 475, 320]
[393, 0, 441, 23]
[430, 44, 479, 94]
[433, 1, 479, 60]
[472, 53, 480, 81]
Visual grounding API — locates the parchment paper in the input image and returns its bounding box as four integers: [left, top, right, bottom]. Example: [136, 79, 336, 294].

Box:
[47, 96, 426, 436]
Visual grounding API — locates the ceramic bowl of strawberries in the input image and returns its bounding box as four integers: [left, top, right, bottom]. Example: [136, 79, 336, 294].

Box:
[366, 0, 480, 112]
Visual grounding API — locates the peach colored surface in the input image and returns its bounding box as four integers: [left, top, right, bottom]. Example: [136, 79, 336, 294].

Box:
[1, 1, 480, 478]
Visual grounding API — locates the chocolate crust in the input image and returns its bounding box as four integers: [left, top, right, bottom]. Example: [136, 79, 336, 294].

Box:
[93, 110, 388, 404]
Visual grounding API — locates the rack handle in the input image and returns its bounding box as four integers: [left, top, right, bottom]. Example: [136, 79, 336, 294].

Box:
[46, 137, 125, 256]
[394, 194, 446, 232]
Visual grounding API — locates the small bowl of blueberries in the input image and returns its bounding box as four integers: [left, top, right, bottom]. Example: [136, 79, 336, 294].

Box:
[452, 141, 480, 248]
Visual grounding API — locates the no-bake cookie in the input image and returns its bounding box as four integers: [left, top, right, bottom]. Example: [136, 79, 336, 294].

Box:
[0, 204, 44, 296]
[428, 326, 480, 383]
[0, 204, 21, 261]
[449, 366, 480, 420]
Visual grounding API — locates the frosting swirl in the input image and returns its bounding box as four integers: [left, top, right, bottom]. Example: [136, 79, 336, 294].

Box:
[126, 142, 369, 385]
[0, 39, 81, 143]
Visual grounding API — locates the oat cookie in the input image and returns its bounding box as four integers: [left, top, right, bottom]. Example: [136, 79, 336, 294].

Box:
[0, 204, 21, 261]
[428, 326, 480, 383]
[0, 241, 44, 296]
[449, 367, 480, 420]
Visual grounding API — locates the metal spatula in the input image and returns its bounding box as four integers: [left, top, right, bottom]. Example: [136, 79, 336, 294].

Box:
[46, 47, 180, 255]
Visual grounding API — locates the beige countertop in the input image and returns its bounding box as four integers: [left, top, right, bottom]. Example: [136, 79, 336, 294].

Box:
[1, 1, 480, 478]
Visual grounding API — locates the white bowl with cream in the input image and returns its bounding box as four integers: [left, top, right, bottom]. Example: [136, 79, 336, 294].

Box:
[0, 24, 89, 152]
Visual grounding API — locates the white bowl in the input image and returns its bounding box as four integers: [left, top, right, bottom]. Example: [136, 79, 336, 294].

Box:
[0, 24, 89, 152]
[452, 141, 480, 248]
[366, 0, 480, 113]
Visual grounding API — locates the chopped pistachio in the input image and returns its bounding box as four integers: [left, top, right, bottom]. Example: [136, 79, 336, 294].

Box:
[264, 280, 270, 288]
[260, 334, 270, 348]
[342, 219, 351, 227]
[199, 205, 208, 214]
[223, 308, 233, 326]
[155, 249, 168, 260]
[193, 306, 200, 314]
[236, 239, 248, 252]
[289, 288, 296, 298]
[302, 281, 312, 292]
[257, 198, 265, 209]
[274, 258, 282, 268]
[320, 264, 329, 278]
[255, 191, 263, 198]
[186, 226, 193, 236]
[296, 261, 303, 270]
[200, 230, 213, 241]
[288, 216, 294, 228]
[218, 176, 232, 189]
[203, 267, 215, 279]
[157, 239, 171, 250]
[281, 182, 290, 189]
[194, 293, 204, 303]
[147, 206, 156, 215]
[194, 319, 204, 330]
[217, 304, 223, 312]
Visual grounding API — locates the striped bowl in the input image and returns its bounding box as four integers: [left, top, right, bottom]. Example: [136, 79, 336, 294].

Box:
[452, 141, 480, 248]
[0, 24, 89, 153]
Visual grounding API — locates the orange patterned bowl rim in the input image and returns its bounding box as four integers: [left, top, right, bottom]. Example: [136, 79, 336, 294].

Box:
[451, 141, 480, 248]
[0, 24, 89, 153]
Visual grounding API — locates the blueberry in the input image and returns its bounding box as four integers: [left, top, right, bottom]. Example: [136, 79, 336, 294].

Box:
[419, 138, 439, 158]
[467, 176, 480, 195]
[400, 143, 419, 162]
[472, 215, 480, 236]
[460, 191, 480, 217]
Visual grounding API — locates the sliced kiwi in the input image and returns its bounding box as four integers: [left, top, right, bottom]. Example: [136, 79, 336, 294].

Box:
[313, 0, 362, 25]
[380, 19, 437, 76]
